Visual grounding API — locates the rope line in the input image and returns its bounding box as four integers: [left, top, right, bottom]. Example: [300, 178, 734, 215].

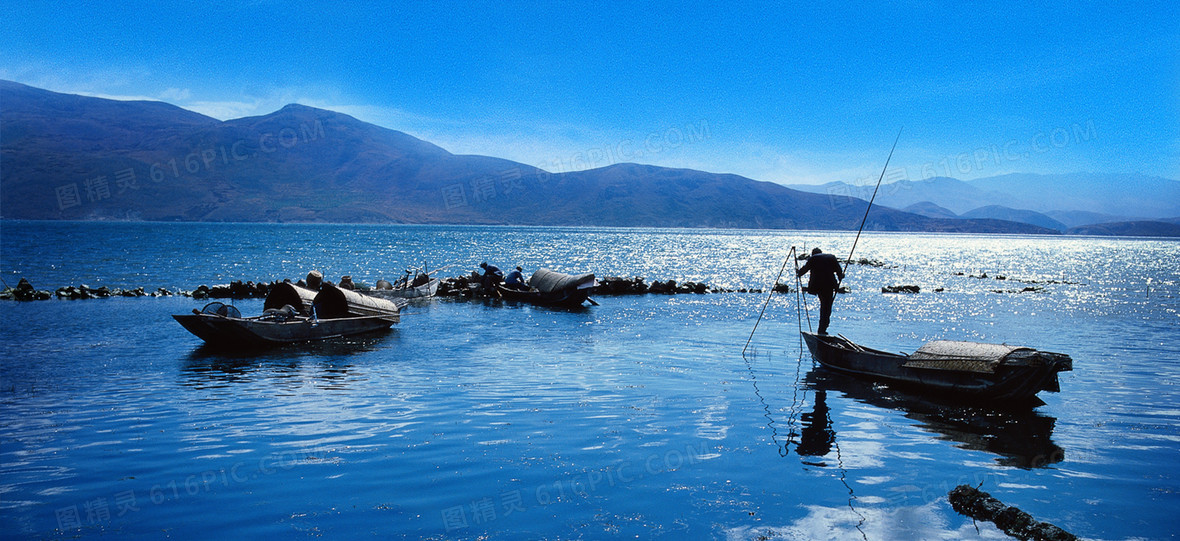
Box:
[742, 247, 795, 356]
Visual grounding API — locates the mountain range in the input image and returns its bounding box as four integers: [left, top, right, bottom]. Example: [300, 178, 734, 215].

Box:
[2, 80, 1175, 236]
[787, 174, 1180, 234]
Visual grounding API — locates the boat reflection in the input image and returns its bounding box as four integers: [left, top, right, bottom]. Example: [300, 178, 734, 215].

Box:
[802, 366, 1065, 468]
[180, 330, 393, 388]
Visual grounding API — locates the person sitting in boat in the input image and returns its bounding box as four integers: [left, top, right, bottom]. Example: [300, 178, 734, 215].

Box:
[305, 270, 324, 290]
[503, 266, 529, 291]
[478, 262, 504, 292]
[339, 275, 356, 290]
[411, 271, 431, 287]
[796, 247, 844, 335]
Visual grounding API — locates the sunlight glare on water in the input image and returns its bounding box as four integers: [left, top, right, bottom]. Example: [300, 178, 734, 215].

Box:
[1, 221, 1178, 539]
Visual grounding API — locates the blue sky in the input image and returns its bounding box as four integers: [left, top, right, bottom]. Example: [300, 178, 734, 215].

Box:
[3, 1, 1177, 184]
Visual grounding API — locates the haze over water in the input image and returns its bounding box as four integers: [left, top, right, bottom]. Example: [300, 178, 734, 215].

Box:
[1, 221, 1178, 539]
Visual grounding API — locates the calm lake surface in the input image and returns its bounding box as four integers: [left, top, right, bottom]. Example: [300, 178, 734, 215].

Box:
[1, 221, 1178, 540]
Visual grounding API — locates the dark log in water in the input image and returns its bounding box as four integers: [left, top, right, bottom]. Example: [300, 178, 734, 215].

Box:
[948, 485, 1077, 541]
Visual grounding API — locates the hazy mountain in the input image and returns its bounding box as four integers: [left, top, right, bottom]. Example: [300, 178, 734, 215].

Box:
[786, 177, 1020, 215]
[971, 173, 1180, 218]
[1066, 221, 1180, 237]
[1045, 210, 1136, 228]
[0, 80, 1057, 234]
[903, 201, 958, 219]
[788, 173, 1180, 221]
[959, 205, 1068, 232]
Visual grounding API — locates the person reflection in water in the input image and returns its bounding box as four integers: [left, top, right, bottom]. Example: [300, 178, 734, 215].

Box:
[796, 390, 834, 457]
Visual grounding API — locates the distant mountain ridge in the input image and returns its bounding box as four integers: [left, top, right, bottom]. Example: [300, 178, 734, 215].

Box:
[0, 80, 1134, 235]
[787, 174, 1180, 224]
[958, 205, 1068, 232]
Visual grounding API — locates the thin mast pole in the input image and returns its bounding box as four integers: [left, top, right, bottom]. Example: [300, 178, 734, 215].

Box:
[844, 127, 902, 275]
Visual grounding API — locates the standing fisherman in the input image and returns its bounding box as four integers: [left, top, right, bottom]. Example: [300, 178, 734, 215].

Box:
[797, 248, 844, 335]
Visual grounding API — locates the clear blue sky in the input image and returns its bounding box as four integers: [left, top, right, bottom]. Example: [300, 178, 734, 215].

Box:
[3, 1, 1177, 184]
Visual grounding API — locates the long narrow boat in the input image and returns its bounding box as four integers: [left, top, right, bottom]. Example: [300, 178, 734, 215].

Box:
[801, 332, 1072, 403]
[174, 282, 402, 347]
[368, 276, 440, 299]
[495, 268, 597, 308]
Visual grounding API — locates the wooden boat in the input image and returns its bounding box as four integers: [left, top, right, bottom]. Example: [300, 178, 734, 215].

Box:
[495, 267, 597, 308]
[368, 274, 440, 299]
[801, 332, 1072, 403]
[174, 282, 402, 347]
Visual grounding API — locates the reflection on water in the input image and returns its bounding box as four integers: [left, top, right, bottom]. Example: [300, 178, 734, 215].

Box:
[803, 366, 1064, 469]
[797, 389, 835, 458]
[742, 346, 1064, 470]
[180, 330, 393, 389]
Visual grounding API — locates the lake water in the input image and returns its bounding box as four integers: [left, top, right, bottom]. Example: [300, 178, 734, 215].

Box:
[1, 221, 1178, 540]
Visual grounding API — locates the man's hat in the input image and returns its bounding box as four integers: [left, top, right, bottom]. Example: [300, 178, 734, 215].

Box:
[812, 247, 822, 255]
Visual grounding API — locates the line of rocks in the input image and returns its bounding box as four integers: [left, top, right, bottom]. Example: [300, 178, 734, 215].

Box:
[1, 278, 177, 301]
[434, 275, 758, 298]
[954, 272, 1082, 286]
[1, 273, 1055, 302]
[1, 276, 761, 302]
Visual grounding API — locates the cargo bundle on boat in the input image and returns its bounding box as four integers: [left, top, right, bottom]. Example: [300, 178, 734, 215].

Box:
[801, 332, 1072, 402]
[495, 268, 598, 308]
[174, 282, 403, 347]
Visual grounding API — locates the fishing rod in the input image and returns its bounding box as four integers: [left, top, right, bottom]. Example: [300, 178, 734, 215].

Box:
[843, 127, 903, 276]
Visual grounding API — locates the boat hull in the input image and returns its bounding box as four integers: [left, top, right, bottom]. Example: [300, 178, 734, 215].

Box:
[174, 313, 394, 347]
[494, 268, 596, 308]
[175, 282, 402, 348]
[495, 284, 592, 308]
[368, 278, 440, 299]
[801, 332, 1070, 403]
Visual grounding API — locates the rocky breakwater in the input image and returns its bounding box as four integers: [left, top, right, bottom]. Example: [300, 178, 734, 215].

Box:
[190, 280, 281, 300]
[1, 278, 175, 300]
[433, 275, 754, 298]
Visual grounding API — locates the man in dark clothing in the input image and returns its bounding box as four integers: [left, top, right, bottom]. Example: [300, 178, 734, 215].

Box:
[503, 266, 528, 290]
[796, 247, 844, 335]
[478, 262, 504, 292]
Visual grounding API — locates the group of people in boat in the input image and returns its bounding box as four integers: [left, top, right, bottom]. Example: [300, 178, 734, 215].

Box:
[477, 262, 529, 292]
